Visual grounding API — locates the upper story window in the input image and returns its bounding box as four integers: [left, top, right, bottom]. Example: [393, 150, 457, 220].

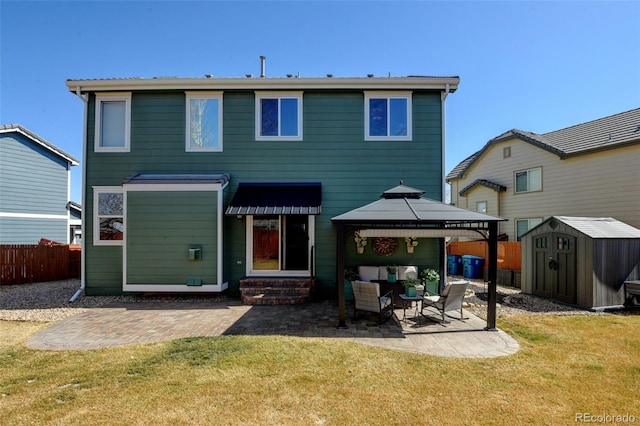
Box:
[94, 187, 123, 245]
[186, 91, 223, 152]
[364, 91, 412, 141]
[255, 92, 303, 141]
[515, 167, 542, 193]
[95, 93, 131, 152]
[476, 201, 487, 214]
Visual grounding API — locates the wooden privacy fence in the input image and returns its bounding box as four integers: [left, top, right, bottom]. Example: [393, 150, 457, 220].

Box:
[0, 244, 81, 285]
[448, 241, 521, 271]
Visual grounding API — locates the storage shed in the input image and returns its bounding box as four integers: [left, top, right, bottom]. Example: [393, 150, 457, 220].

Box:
[521, 216, 640, 309]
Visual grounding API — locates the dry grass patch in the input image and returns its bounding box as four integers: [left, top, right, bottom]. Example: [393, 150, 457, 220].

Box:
[1, 314, 639, 425]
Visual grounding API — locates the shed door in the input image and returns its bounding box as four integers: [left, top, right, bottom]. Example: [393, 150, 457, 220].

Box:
[533, 233, 576, 304]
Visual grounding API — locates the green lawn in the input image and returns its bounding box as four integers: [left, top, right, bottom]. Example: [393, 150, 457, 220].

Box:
[1, 314, 639, 425]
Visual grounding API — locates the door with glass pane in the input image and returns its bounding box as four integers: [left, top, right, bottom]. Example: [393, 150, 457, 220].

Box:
[250, 215, 310, 274]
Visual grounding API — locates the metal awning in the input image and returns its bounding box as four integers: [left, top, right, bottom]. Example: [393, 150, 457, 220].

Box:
[122, 173, 230, 185]
[225, 182, 322, 216]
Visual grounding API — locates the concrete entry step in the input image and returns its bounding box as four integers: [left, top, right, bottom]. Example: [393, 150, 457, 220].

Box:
[239, 277, 316, 305]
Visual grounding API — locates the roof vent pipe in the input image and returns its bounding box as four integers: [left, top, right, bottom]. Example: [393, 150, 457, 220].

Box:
[260, 55, 266, 78]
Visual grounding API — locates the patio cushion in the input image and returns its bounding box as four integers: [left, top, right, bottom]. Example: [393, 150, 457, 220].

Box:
[398, 266, 418, 280]
[378, 266, 389, 280]
[380, 295, 392, 309]
[358, 266, 379, 282]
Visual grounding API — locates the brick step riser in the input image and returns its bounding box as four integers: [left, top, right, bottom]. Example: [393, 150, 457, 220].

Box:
[241, 294, 308, 305]
[239, 280, 314, 288]
[240, 288, 312, 296]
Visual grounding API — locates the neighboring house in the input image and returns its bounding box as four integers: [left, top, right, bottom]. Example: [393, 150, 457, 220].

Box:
[0, 124, 79, 244]
[65, 73, 459, 297]
[446, 108, 640, 241]
[67, 201, 82, 244]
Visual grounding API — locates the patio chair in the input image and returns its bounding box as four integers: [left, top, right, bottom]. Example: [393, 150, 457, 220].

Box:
[352, 280, 394, 323]
[421, 280, 469, 324]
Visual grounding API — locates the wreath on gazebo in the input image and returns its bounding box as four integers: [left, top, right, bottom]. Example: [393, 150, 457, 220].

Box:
[372, 237, 398, 256]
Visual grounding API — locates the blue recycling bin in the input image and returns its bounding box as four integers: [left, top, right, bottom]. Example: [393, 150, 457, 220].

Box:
[462, 255, 485, 279]
[447, 254, 462, 275]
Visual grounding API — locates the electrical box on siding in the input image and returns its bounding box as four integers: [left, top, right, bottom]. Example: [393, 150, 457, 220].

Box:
[188, 245, 202, 261]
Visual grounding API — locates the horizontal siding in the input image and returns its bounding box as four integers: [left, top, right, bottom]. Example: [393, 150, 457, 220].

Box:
[0, 217, 68, 244]
[0, 133, 69, 215]
[451, 139, 640, 240]
[85, 90, 444, 294]
[126, 191, 218, 286]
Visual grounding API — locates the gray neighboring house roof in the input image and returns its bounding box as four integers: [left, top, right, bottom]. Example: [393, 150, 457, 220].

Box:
[459, 179, 507, 197]
[0, 124, 79, 166]
[447, 107, 640, 181]
[524, 216, 640, 239]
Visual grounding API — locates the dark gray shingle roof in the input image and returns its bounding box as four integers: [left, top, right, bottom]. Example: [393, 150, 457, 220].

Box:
[459, 179, 507, 197]
[447, 108, 640, 180]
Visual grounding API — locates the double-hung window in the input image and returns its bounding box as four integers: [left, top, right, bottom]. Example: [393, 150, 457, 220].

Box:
[515, 167, 542, 193]
[94, 93, 131, 152]
[186, 91, 223, 152]
[255, 92, 303, 141]
[94, 187, 124, 245]
[364, 91, 412, 141]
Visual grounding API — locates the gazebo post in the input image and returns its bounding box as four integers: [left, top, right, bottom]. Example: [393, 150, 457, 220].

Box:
[336, 222, 348, 329]
[486, 221, 498, 331]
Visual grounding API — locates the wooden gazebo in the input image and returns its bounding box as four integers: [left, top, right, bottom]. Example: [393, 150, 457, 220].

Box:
[331, 184, 507, 330]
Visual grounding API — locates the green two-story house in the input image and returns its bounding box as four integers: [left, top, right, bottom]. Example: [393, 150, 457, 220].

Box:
[66, 74, 459, 299]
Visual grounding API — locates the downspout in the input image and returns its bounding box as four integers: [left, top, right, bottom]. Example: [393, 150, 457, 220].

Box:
[441, 83, 450, 203]
[441, 84, 450, 285]
[69, 87, 88, 303]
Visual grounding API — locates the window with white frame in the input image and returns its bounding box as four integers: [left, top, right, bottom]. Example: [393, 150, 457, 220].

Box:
[186, 91, 223, 151]
[516, 218, 543, 241]
[255, 92, 303, 140]
[364, 91, 412, 141]
[476, 201, 487, 214]
[515, 167, 542, 193]
[94, 187, 124, 245]
[94, 93, 131, 152]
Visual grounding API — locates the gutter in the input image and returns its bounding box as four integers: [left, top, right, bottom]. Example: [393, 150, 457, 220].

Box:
[69, 87, 88, 303]
[65, 76, 460, 93]
[441, 83, 450, 203]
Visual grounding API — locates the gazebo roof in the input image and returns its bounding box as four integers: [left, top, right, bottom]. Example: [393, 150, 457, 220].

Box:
[331, 184, 505, 226]
[332, 184, 505, 330]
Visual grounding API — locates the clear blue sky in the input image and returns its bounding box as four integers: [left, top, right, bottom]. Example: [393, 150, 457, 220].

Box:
[1, 1, 639, 204]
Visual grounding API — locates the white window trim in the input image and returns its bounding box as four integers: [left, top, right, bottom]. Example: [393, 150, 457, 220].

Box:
[245, 215, 314, 277]
[476, 201, 487, 214]
[515, 166, 542, 194]
[94, 92, 131, 152]
[185, 91, 223, 152]
[364, 91, 412, 141]
[93, 186, 124, 246]
[254, 91, 303, 141]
